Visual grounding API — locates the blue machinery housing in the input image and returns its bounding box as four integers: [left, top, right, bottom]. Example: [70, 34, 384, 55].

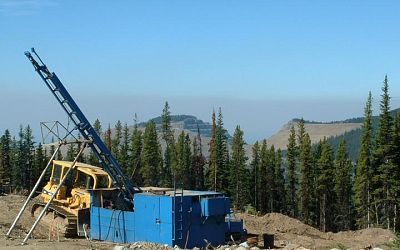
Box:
[90, 189, 245, 248]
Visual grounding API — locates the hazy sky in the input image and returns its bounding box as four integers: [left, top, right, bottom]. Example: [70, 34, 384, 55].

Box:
[1, 1, 399, 142]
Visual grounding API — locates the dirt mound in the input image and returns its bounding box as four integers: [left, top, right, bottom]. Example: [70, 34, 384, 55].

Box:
[237, 212, 396, 249]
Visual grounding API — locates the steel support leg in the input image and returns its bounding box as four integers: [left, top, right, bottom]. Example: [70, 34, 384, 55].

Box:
[21, 143, 86, 245]
[6, 143, 62, 237]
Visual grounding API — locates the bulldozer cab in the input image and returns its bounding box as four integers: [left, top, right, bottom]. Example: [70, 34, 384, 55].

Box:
[50, 160, 112, 191]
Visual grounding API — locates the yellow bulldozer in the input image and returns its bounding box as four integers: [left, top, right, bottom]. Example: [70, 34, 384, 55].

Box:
[31, 160, 113, 237]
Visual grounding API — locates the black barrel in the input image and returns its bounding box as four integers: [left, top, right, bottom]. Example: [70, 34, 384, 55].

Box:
[263, 233, 274, 249]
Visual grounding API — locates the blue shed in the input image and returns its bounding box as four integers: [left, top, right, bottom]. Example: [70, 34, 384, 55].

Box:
[89, 188, 245, 248]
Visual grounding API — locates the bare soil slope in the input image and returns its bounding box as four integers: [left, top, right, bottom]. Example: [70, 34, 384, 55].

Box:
[266, 121, 362, 150]
[0, 194, 116, 250]
[237, 212, 395, 249]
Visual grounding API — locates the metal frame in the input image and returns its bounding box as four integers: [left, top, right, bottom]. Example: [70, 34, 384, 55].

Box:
[24, 48, 139, 206]
[40, 121, 79, 144]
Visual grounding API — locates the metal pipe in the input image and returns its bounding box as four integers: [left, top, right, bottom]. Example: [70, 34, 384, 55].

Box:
[6, 143, 62, 237]
[21, 143, 86, 245]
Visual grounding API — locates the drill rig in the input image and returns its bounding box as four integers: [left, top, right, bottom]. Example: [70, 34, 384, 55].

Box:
[7, 48, 141, 243]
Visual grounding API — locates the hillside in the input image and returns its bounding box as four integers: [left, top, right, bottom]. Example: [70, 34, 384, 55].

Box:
[266, 121, 362, 150]
[326, 107, 400, 161]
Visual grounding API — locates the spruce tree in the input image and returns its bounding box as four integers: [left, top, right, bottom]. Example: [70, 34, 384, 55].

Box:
[250, 141, 260, 209]
[161, 102, 175, 187]
[9, 136, 17, 190]
[191, 126, 205, 190]
[88, 119, 102, 166]
[311, 140, 323, 227]
[141, 120, 162, 186]
[299, 132, 313, 225]
[183, 134, 192, 189]
[354, 92, 374, 228]
[334, 139, 354, 230]
[174, 133, 192, 189]
[373, 75, 394, 228]
[207, 110, 217, 191]
[259, 140, 268, 213]
[104, 124, 112, 151]
[266, 145, 276, 212]
[274, 149, 286, 213]
[23, 126, 35, 190]
[214, 108, 229, 194]
[317, 140, 335, 232]
[129, 114, 143, 186]
[229, 126, 249, 210]
[119, 123, 130, 174]
[297, 118, 306, 146]
[391, 112, 400, 231]
[286, 125, 297, 217]
[0, 130, 12, 185]
[112, 120, 123, 163]
[66, 142, 76, 161]
[33, 143, 46, 189]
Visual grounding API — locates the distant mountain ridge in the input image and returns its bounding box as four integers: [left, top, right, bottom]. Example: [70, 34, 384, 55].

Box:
[139, 114, 232, 139]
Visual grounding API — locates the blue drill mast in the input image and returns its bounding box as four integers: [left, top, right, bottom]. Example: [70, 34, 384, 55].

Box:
[24, 48, 139, 207]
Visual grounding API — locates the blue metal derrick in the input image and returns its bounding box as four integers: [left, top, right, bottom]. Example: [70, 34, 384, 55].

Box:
[24, 48, 139, 206]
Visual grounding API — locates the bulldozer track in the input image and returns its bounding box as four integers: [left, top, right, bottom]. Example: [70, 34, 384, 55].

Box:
[31, 199, 78, 237]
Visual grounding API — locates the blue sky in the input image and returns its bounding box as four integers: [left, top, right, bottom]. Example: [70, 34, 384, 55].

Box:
[1, 1, 399, 142]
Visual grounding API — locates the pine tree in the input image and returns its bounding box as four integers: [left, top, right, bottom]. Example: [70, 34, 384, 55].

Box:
[286, 125, 297, 217]
[316, 140, 335, 232]
[250, 141, 260, 209]
[161, 102, 175, 187]
[354, 92, 374, 228]
[229, 126, 249, 210]
[129, 114, 143, 186]
[334, 139, 354, 231]
[141, 120, 162, 186]
[299, 128, 313, 225]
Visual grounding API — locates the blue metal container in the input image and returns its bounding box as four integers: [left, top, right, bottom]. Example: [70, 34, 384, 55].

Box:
[90, 189, 245, 248]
